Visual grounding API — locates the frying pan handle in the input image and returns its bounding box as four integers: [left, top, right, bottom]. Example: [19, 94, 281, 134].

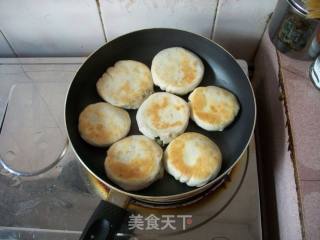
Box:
[80, 189, 130, 240]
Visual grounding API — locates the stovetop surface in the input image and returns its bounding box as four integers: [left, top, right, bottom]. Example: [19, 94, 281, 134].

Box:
[0, 58, 261, 240]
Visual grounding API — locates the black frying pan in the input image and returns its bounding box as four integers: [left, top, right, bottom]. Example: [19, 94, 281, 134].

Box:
[65, 28, 256, 239]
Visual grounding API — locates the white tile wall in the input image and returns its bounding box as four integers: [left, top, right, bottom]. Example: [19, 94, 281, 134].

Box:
[212, 0, 278, 61]
[0, 31, 15, 57]
[0, 0, 277, 61]
[0, 0, 106, 57]
[99, 0, 218, 40]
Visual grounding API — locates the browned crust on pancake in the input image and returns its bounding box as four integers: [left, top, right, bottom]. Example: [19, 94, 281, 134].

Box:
[78, 103, 129, 146]
[189, 87, 238, 125]
[106, 136, 161, 180]
[146, 96, 183, 129]
[165, 132, 221, 179]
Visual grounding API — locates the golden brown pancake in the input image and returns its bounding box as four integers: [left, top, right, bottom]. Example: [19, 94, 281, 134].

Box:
[164, 132, 222, 187]
[188, 86, 240, 131]
[136, 92, 189, 144]
[78, 102, 130, 147]
[104, 135, 163, 191]
[96, 60, 154, 109]
[151, 47, 204, 95]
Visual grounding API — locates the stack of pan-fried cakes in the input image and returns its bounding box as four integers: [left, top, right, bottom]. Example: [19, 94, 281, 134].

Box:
[78, 47, 240, 191]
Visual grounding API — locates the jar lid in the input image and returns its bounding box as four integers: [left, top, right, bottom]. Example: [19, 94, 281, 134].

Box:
[289, 0, 308, 15]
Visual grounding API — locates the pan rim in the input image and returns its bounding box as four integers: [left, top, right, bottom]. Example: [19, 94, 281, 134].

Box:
[64, 27, 257, 201]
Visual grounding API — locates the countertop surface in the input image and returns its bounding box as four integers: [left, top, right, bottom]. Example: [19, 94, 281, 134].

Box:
[279, 53, 320, 240]
[0, 57, 99, 240]
[254, 31, 320, 240]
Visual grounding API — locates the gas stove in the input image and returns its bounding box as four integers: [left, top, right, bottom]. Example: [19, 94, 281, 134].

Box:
[0, 58, 260, 240]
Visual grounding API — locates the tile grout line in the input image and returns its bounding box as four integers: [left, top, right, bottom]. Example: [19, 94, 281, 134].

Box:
[95, 0, 108, 43]
[210, 0, 220, 40]
[0, 30, 18, 57]
[252, 12, 273, 61]
[300, 179, 320, 182]
[0, 62, 82, 65]
[0, 226, 81, 234]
